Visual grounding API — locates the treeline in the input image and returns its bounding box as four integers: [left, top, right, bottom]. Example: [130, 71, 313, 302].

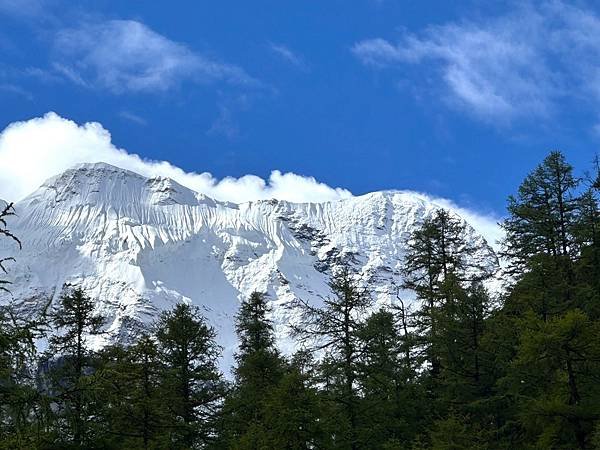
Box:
[0, 150, 599, 449]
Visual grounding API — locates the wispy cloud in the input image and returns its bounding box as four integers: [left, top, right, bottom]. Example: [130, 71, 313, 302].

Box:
[207, 104, 239, 140]
[0, 83, 34, 101]
[0, 0, 45, 19]
[207, 93, 251, 140]
[52, 62, 89, 87]
[353, 2, 600, 124]
[268, 42, 308, 71]
[118, 111, 147, 126]
[53, 19, 257, 94]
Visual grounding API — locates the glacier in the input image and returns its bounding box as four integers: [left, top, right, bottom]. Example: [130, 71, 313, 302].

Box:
[0, 162, 499, 368]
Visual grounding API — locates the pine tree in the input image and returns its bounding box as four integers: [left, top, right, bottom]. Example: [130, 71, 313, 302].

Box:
[0, 304, 46, 449]
[45, 287, 107, 448]
[505, 310, 600, 449]
[495, 152, 600, 448]
[355, 309, 426, 448]
[0, 202, 53, 449]
[574, 188, 600, 317]
[436, 281, 492, 403]
[156, 303, 225, 448]
[402, 209, 491, 377]
[261, 353, 328, 450]
[501, 151, 580, 318]
[219, 291, 286, 448]
[97, 335, 169, 449]
[291, 265, 371, 450]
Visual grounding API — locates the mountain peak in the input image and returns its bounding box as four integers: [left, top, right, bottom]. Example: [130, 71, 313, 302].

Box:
[2, 163, 500, 366]
[25, 162, 204, 208]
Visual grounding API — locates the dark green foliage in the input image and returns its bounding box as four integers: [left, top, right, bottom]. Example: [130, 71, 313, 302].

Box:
[502, 151, 580, 271]
[291, 266, 382, 449]
[96, 335, 170, 449]
[0, 304, 46, 449]
[503, 310, 600, 449]
[355, 309, 427, 448]
[44, 287, 107, 449]
[260, 357, 327, 450]
[402, 209, 493, 379]
[494, 151, 600, 449]
[219, 292, 328, 449]
[155, 303, 225, 448]
[218, 292, 284, 446]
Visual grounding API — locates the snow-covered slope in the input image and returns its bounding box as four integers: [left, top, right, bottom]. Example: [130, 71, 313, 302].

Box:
[0, 163, 498, 365]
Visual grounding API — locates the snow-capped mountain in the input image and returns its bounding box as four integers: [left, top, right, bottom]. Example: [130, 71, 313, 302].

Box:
[0, 163, 498, 366]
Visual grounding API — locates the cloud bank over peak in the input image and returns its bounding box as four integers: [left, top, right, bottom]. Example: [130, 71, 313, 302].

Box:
[0, 112, 351, 204]
[0, 112, 502, 248]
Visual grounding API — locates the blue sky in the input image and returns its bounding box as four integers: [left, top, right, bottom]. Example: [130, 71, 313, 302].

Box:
[0, 0, 598, 217]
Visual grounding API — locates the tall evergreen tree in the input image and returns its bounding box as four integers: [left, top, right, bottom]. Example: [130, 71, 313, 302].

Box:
[291, 265, 371, 450]
[261, 351, 328, 450]
[402, 209, 491, 377]
[97, 335, 169, 449]
[0, 304, 46, 450]
[574, 187, 600, 317]
[501, 151, 580, 318]
[502, 151, 580, 268]
[496, 152, 600, 448]
[505, 310, 600, 449]
[156, 303, 225, 448]
[45, 287, 107, 448]
[436, 282, 492, 403]
[355, 309, 427, 448]
[219, 291, 286, 448]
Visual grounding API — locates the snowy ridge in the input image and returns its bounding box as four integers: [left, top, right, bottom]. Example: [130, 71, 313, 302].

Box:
[0, 162, 499, 366]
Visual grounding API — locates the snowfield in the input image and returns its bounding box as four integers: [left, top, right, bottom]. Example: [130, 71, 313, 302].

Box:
[0, 162, 499, 368]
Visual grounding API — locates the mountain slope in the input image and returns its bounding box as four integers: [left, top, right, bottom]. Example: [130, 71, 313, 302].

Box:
[0, 162, 499, 365]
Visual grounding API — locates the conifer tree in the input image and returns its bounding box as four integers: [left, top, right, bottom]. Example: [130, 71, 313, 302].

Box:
[497, 152, 600, 448]
[506, 310, 600, 449]
[235, 292, 284, 391]
[97, 335, 168, 449]
[402, 209, 491, 377]
[0, 202, 38, 448]
[291, 265, 370, 450]
[156, 303, 225, 448]
[501, 151, 580, 318]
[502, 151, 580, 270]
[355, 309, 425, 447]
[219, 291, 286, 447]
[260, 351, 328, 450]
[45, 287, 107, 448]
[574, 188, 600, 317]
[436, 281, 491, 403]
[0, 304, 46, 449]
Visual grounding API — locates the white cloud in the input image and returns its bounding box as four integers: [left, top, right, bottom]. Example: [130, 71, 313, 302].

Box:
[118, 111, 147, 126]
[0, 83, 34, 101]
[53, 20, 255, 93]
[0, 112, 350, 204]
[353, 1, 600, 123]
[269, 43, 308, 70]
[0, 112, 502, 246]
